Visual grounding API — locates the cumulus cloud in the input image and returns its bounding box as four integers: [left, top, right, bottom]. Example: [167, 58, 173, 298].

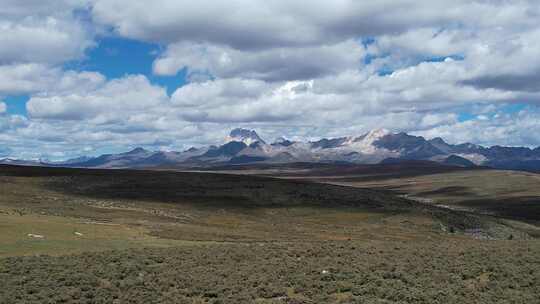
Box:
[0, 16, 93, 65]
[167, 58, 520, 125]
[92, 0, 528, 48]
[91, 0, 540, 100]
[2, 1, 540, 159]
[414, 108, 540, 147]
[369, 10, 540, 94]
[91, 1, 476, 82]
[171, 79, 310, 122]
[0, 0, 94, 65]
[1, 0, 90, 17]
[27, 74, 168, 121]
[0, 101, 6, 114]
[0, 0, 97, 102]
[458, 28, 540, 92]
[153, 40, 365, 81]
[0, 64, 104, 95]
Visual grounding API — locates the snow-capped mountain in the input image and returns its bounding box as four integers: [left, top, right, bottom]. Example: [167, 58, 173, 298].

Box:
[225, 128, 266, 145]
[3, 128, 540, 172]
[305, 129, 398, 164]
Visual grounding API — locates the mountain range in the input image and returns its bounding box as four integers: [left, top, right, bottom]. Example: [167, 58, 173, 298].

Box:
[3, 128, 540, 172]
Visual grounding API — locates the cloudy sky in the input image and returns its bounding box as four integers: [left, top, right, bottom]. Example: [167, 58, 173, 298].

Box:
[2, 0, 540, 160]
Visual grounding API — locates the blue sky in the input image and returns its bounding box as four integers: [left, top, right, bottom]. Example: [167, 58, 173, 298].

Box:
[1, 1, 540, 160]
[4, 37, 190, 117]
[4, 95, 28, 116]
[67, 37, 189, 95]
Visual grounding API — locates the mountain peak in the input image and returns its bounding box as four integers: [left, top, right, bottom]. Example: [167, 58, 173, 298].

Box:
[125, 147, 150, 154]
[352, 128, 390, 144]
[429, 137, 447, 144]
[273, 137, 294, 147]
[7, 128, 540, 172]
[184, 147, 199, 153]
[226, 128, 265, 145]
[364, 128, 390, 140]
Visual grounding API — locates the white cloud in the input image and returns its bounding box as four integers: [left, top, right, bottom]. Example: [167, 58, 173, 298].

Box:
[153, 40, 364, 81]
[27, 74, 168, 121]
[90, 0, 540, 99]
[0, 64, 62, 95]
[171, 78, 312, 123]
[0, 0, 96, 101]
[168, 66, 505, 126]
[1, 1, 90, 17]
[2, 0, 540, 159]
[414, 108, 540, 147]
[0, 17, 93, 65]
[458, 29, 540, 92]
[92, 1, 532, 48]
[0, 0, 94, 65]
[0, 63, 105, 95]
[0, 101, 6, 114]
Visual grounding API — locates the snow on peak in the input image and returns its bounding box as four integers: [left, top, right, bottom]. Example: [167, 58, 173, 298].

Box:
[126, 147, 150, 154]
[226, 128, 265, 145]
[344, 128, 391, 154]
[363, 128, 390, 143]
[273, 136, 294, 145]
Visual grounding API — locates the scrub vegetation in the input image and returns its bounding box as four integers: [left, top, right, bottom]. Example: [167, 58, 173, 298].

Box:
[1, 164, 539, 303]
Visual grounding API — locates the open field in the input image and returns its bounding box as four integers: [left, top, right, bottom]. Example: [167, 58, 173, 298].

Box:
[303, 169, 540, 225]
[0, 164, 480, 255]
[212, 162, 540, 223]
[0, 212, 200, 257]
[1, 164, 539, 303]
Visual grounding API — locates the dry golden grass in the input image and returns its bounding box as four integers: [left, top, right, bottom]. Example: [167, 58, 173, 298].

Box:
[317, 170, 540, 226]
[0, 212, 197, 257]
[328, 170, 540, 201]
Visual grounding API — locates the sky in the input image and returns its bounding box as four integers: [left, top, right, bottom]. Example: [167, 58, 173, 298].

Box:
[2, 0, 540, 160]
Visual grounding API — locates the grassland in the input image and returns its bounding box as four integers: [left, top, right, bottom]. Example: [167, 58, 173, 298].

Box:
[312, 169, 540, 224]
[0, 212, 198, 257]
[1, 164, 539, 303]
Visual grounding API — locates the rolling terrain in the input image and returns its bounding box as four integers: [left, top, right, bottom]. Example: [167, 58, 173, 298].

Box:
[0, 164, 539, 303]
[246, 163, 540, 227]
